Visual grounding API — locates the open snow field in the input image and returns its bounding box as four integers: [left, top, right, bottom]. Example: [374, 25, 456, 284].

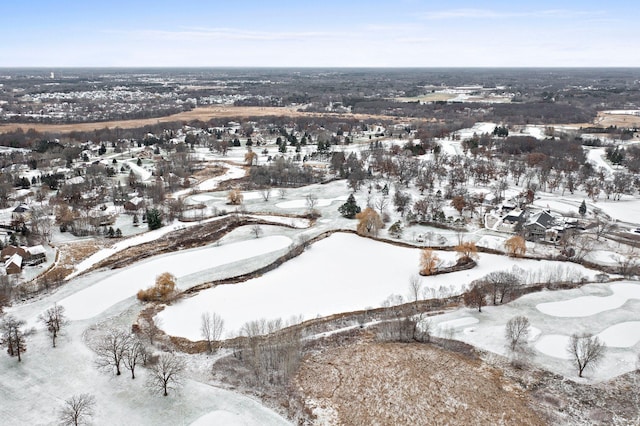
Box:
[430, 281, 640, 381]
[156, 233, 601, 340]
[59, 235, 292, 321]
[0, 309, 290, 426]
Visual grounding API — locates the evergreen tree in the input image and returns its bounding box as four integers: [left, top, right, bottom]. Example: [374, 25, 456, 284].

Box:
[579, 200, 587, 217]
[338, 194, 361, 219]
[146, 208, 163, 230]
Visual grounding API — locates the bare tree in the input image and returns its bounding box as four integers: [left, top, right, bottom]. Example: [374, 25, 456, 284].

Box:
[200, 312, 225, 353]
[484, 271, 520, 305]
[0, 315, 27, 362]
[463, 283, 486, 312]
[58, 393, 96, 426]
[591, 216, 617, 241]
[240, 329, 302, 386]
[123, 337, 146, 379]
[39, 303, 67, 347]
[305, 194, 319, 217]
[505, 316, 530, 352]
[260, 188, 271, 201]
[94, 328, 131, 376]
[251, 224, 263, 239]
[147, 353, 185, 397]
[420, 248, 441, 276]
[567, 333, 606, 377]
[407, 275, 422, 306]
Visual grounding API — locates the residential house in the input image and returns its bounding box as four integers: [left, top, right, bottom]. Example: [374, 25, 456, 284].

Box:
[25, 245, 47, 266]
[5, 253, 22, 275]
[524, 210, 556, 241]
[1, 245, 28, 262]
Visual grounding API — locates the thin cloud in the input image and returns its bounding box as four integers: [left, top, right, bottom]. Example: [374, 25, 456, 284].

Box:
[422, 8, 601, 20]
[108, 28, 347, 42]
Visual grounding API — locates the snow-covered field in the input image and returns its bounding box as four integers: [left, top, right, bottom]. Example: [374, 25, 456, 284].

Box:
[60, 235, 292, 321]
[536, 282, 640, 317]
[156, 233, 601, 340]
[430, 281, 640, 381]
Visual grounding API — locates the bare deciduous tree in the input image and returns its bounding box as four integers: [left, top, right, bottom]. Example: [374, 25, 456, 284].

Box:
[484, 271, 520, 305]
[355, 207, 384, 236]
[147, 353, 185, 396]
[504, 235, 526, 258]
[123, 337, 146, 379]
[0, 315, 27, 362]
[94, 328, 131, 376]
[240, 329, 302, 386]
[58, 393, 96, 426]
[567, 333, 606, 377]
[419, 248, 441, 276]
[407, 275, 422, 306]
[200, 312, 225, 353]
[463, 283, 486, 312]
[39, 303, 67, 347]
[251, 224, 263, 239]
[505, 316, 530, 352]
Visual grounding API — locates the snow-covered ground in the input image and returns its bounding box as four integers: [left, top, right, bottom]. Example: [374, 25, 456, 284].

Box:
[156, 233, 601, 340]
[59, 235, 292, 321]
[126, 160, 153, 181]
[586, 147, 615, 176]
[197, 162, 246, 191]
[275, 195, 347, 209]
[0, 304, 290, 426]
[430, 281, 640, 381]
[536, 282, 640, 317]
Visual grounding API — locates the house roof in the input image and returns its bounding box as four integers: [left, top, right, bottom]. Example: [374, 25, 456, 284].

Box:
[5, 253, 22, 268]
[526, 211, 555, 228]
[27, 245, 46, 256]
[12, 203, 30, 213]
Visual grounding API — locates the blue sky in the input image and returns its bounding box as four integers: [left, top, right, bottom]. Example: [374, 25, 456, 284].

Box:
[1, 1, 638, 67]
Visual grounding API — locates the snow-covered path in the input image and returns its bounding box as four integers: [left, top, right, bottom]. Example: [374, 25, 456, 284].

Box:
[197, 162, 246, 191]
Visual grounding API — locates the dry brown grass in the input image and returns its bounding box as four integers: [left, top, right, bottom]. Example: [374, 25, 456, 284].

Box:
[595, 111, 640, 128]
[294, 341, 544, 426]
[44, 239, 105, 282]
[0, 106, 405, 135]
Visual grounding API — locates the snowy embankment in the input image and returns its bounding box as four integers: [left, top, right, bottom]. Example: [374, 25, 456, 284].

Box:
[66, 219, 219, 280]
[156, 233, 601, 340]
[59, 235, 292, 321]
[67, 213, 309, 280]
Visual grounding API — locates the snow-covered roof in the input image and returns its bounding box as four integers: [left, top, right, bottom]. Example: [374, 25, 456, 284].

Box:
[5, 253, 22, 268]
[12, 203, 30, 213]
[67, 176, 85, 185]
[526, 211, 555, 228]
[27, 245, 46, 256]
